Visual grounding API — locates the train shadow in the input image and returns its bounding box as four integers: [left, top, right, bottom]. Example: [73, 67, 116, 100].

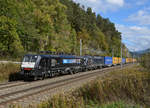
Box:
[8, 72, 24, 82]
[8, 70, 89, 82]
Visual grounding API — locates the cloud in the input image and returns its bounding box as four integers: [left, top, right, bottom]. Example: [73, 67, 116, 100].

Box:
[106, 0, 124, 7]
[126, 8, 150, 26]
[116, 24, 150, 51]
[72, 0, 125, 13]
[136, 0, 148, 6]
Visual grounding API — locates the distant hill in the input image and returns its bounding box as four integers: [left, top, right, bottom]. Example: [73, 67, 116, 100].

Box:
[135, 48, 150, 54]
[130, 48, 150, 57]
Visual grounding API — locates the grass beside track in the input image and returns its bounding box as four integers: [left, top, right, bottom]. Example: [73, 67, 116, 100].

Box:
[0, 63, 20, 82]
[11, 64, 150, 108]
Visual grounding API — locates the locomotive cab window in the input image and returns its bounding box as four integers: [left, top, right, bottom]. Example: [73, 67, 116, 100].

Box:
[23, 55, 38, 62]
[31, 56, 38, 62]
[23, 56, 30, 62]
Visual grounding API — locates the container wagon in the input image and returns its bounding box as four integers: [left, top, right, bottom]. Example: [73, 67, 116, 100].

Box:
[104, 56, 113, 67]
[118, 57, 122, 64]
[122, 58, 126, 64]
[126, 58, 130, 63]
[113, 57, 119, 65]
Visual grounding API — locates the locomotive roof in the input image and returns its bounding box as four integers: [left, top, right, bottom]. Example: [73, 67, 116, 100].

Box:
[24, 54, 83, 59]
[82, 55, 93, 58]
[93, 56, 104, 59]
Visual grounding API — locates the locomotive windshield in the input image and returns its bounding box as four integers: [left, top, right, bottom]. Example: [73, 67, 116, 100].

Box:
[23, 55, 38, 62]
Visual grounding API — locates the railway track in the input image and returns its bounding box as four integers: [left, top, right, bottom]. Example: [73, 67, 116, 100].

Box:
[0, 81, 28, 90]
[0, 64, 132, 107]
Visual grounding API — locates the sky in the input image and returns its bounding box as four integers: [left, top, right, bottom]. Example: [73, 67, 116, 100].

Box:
[73, 0, 150, 51]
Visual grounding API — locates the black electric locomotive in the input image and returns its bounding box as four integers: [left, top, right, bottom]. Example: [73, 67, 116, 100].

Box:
[21, 54, 84, 80]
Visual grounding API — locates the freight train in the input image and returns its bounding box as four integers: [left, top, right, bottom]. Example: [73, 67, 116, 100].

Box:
[20, 52, 136, 80]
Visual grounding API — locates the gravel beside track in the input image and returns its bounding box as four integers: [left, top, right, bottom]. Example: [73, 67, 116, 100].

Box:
[0, 64, 133, 108]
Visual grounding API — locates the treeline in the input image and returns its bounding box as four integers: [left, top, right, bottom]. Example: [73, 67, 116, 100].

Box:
[0, 0, 124, 57]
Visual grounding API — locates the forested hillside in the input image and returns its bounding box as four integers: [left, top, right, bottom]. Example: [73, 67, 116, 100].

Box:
[0, 0, 126, 57]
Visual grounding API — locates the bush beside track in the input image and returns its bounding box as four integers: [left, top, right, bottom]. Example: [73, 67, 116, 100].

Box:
[0, 63, 21, 82]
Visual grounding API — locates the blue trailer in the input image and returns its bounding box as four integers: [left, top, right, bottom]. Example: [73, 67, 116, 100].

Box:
[122, 58, 126, 64]
[104, 56, 113, 67]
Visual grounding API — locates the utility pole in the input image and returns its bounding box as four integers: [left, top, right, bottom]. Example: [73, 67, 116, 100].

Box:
[112, 48, 114, 58]
[121, 42, 123, 69]
[125, 48, 127, 58]
[80, 39, 82, 56]
[133, 49, 135, 64]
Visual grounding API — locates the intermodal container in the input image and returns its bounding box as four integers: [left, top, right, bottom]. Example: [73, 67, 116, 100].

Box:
[129, 58, 133, 63]
[93, 56, 104, 65]
[118, 57, 122, 64]
[113, 57, 119, 65]
[126, 58, 129, 63]
[133, 58, 136, 62]
[122, 58, 126, 64]
[126, 58, 133, 63]
[104, 56, 113, 66]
